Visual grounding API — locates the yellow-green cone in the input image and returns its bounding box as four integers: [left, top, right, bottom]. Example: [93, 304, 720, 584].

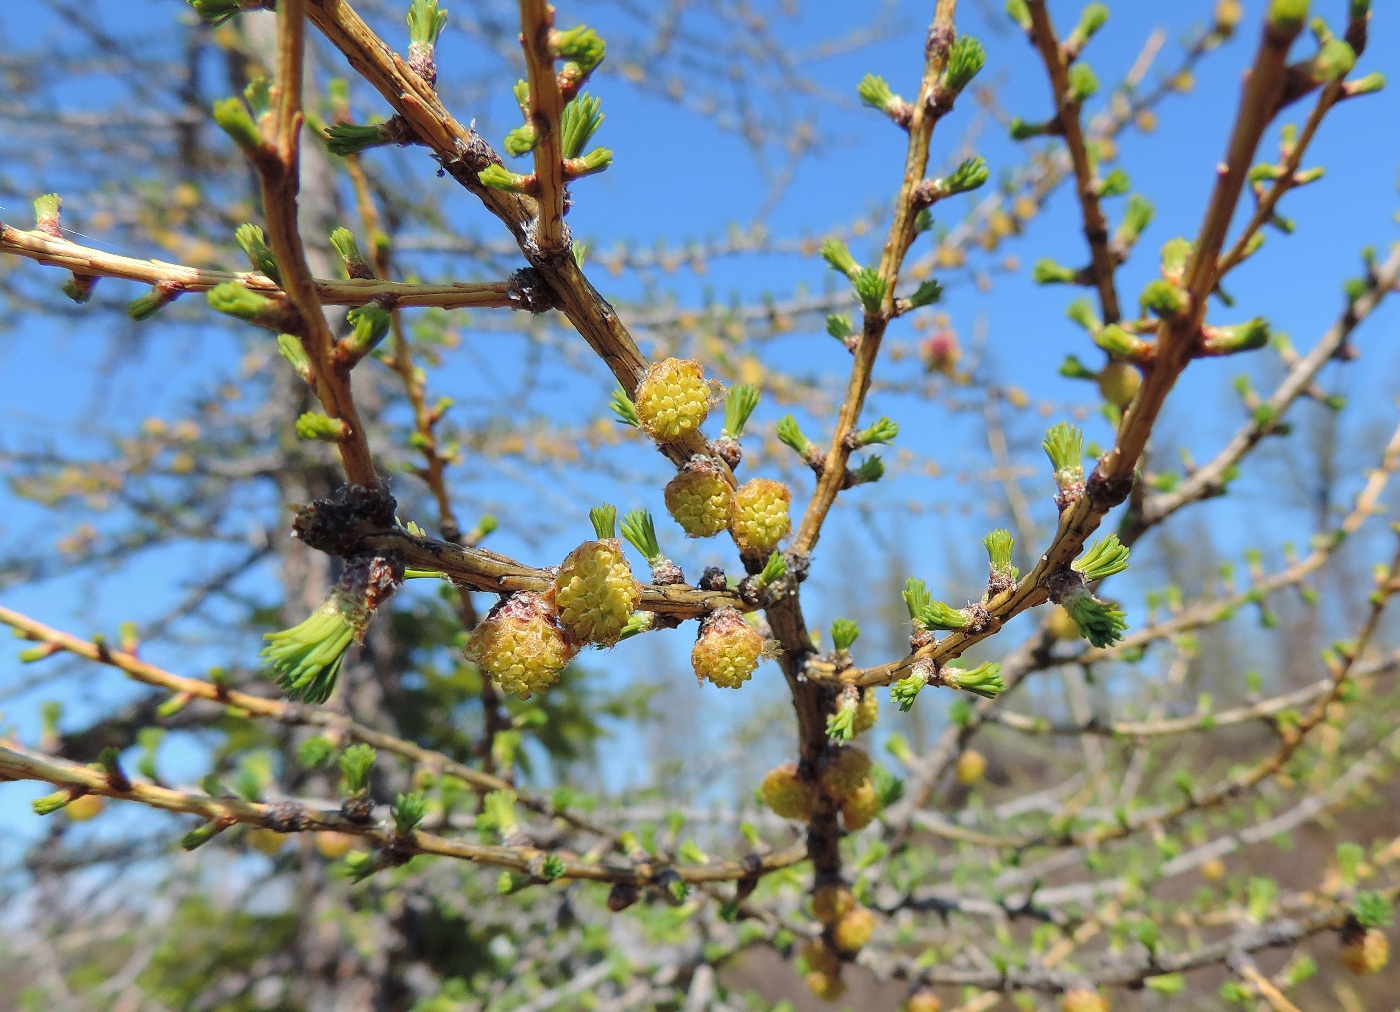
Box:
[691, 607, 764, 688]
[1097, 360, 1140, 408]
[552, 538, 639, 647]
[634, 357, 710, 442]
[804, 970, 846, 1002]
[729, 478, 791, 554]
[801, 940, 840, 977]
[1060, 989, 1108, 1012]
[463, 592, 576, 698]
[1340, 926, 1390, 976]
[760, 763, 813, 819]
[840, 778, 880, 830]
[904, 989, 944, 1012]
[956, 748, 987, 786]
[832, 906, 874, 954]
[811, 884, 856, 924]
[820, 746, 872, 800]
[665, 456, 733, 537]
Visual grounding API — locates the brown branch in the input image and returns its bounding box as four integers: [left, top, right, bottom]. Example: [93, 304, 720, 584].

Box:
[802, 9, 1314, 696]
[518, 0, 567, 255]
[338, 135, 505, 767]
[793, 0, 960, 557]
[0, 604, 593, 831]
[1185, 18, 1302, 300]
[360, 527, 744, 618]
[1025, 1, 1121, 323]
[1134, 241, 1400, 533]
[303, 0, 656, 417]
[263, 0, 377, 487]
[0, 222, 531, 310]
[0, 739, 804, 887]
[1215, 76, 1347, 278]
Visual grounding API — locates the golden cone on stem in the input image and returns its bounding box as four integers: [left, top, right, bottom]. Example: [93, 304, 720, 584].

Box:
[552, 538, 639, 647]
[729, 478, 791, 555]
[691, 607, 764, 688]
[634, 357, 710, 442]
[665, 456, 733, 538]
[464, 591, 577, 698]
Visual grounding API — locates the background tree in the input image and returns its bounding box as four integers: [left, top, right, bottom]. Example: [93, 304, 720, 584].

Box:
[1, 0, 1398, 1009]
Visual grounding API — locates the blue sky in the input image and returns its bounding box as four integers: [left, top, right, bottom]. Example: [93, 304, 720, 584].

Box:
[2, 0, 1399, 846]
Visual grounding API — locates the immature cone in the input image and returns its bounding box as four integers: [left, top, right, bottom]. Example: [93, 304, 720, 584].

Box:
[955, 748, 987, 786]
[64, 794, 105, 822]
[1097, 360, 1141, 408]
[315, 831, 357, 860]
[553, 538, 639, 646]
[761, 763, 814, 819]
[665, 456, 734, 538]
[729, 478, 792, 555]
[801, 940, 840, 977]
[811, 884, 857, 925]
[691, 607, 764, 688]
[1047, 605, 1080, 641]
[840, 778, 881, 831]
[905, 990, 943, 1012]
[248, 827, 286, 856]
[1340, 925, 1390, 976]
[833, 907, 875, 954]
[820, 746, 872, 800]
[1060, 989, 1108, 1012]
[804, 971, 846, 1002]
[464, 592, 576, 698]
[634, 357, 710, 441]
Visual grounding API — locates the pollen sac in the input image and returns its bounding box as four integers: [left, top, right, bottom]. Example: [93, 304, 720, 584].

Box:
[691, 606, 764, 689]
[729, 478, 791, 555]
[665, 456, 734, 538]
[463, 592, 576, 698]
[552, 538, 640, 647]
[634, 357, 710, 442]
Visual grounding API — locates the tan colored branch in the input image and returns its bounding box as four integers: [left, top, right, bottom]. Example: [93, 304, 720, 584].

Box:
[0, 739, 803, 886]
[814, 413, 1400, 695]
[995, 679, 1327, 739]
[1237, 962, 1303, 1012]
[1028, 527, 1400, 857]
[0, 604, 573, 825]
[0, 223, 525, 310]
[518, 0, 567, 254]
[358, 527, 744, 617]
